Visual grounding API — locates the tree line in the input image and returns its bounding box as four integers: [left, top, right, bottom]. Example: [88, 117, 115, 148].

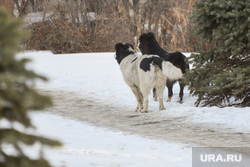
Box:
[0, 0, 202, 53]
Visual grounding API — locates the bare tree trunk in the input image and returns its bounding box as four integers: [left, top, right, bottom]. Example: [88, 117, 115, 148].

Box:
[34, 0, 50, 50]
[136, 9, 141, 46]
[14, 0, 23, 14]
[79, 0, 88, 30]
[147, 1, 153, 31]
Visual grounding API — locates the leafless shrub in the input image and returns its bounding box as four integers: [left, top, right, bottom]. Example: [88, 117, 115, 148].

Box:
[23, 0, 205, 53]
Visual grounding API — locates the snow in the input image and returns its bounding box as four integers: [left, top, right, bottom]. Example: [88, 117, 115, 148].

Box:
[0, 112, 190, 167]
[24, 11, 104, 27]
[24, 12, 54, 26]
[4, 51, 249, 166]
[31, 113, 191, 167]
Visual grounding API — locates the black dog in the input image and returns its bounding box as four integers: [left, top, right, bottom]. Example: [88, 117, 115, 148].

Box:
[138, 32, 189, 103]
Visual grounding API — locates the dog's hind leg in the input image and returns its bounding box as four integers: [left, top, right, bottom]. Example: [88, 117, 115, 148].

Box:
[155, 79, 166, 110]
[141, 95, 149, 113]
[153, 88, 158, 101]
[166, 80, 173, 102]
[140, 86, 150, 113]
[130, 85, 143, 112]
[178, 81, 185, 104]
[156, 89, 166, 111]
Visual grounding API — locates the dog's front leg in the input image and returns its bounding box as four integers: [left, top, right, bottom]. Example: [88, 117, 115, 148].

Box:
[153, 88, 158, 101]
[140, 85, 150, 113]
[156, 87, 166, 111]
[159, 97, 166, 111]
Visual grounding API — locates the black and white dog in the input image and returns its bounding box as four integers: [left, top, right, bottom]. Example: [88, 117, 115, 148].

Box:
[115, 43, 183, 113]
[138, 32, 189, 103]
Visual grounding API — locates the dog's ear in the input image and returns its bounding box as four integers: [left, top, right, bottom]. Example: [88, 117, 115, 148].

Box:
[126, 43, 134, 50]
[147, 32, 155, 39]
[115, 43, 124, 51]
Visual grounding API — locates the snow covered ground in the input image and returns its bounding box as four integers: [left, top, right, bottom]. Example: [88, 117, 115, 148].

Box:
[31, 112, 191, 167]
[8, 51, 249, 166]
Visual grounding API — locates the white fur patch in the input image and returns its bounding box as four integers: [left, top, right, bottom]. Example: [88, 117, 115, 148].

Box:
[137, 42, 140, 49]
[128, 46, 134, 52]
[162, 61, 183, 80]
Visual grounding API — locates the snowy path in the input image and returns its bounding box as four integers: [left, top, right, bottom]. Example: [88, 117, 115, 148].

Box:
[41, 89, 250, 148]
[30, 112, 191, 167]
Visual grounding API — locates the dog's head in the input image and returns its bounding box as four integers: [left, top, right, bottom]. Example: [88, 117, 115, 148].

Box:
[115, 43, 135, 64]
[138, 32, 166, 56]
[139, 32, 156, 42]
[138, 32, 157, 54]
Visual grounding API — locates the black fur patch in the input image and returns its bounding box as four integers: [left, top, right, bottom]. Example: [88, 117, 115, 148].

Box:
[140, 57, 163, 72]
[131, 57, 138, 63]
[140, 57, 153, 72]
[152, 57, 163, 70]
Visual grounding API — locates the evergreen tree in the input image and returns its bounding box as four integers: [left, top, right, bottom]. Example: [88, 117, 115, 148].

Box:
[185, 0, 250, 107]
[0, 7, 61, 167]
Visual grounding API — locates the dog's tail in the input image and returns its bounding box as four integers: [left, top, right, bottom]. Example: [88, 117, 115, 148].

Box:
[152, 57, 183, 81]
